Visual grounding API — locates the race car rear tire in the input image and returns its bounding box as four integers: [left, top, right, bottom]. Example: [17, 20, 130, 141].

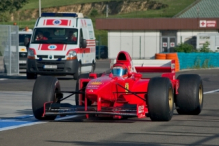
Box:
[147, 77, 174, 121]
[32, 76, 60, 120]
[74, 63, 81, 80]
[175, 74, 203, 115]
[27, 72, 37, 79]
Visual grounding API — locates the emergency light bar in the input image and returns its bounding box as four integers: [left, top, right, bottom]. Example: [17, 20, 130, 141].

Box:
[41, 13, 78, 17]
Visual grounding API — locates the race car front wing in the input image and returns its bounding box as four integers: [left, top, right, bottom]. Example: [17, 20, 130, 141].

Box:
[43, 102, 146, 118]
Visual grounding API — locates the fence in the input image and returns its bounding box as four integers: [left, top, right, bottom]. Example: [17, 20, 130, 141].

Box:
[0, 25, 19, 75]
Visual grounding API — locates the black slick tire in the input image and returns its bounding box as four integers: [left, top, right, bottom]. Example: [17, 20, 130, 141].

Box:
[27, 72, 37, 79]
[175, 74, 203, 115]
[147, 77, 174, 121]
[32, 76, 60, 120]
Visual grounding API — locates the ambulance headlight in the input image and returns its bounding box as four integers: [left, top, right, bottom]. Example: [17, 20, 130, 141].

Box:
[67, 51, 77, 60]
[68, 51, 77, 57]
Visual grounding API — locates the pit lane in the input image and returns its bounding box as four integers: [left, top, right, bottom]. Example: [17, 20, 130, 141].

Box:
[0, 60, 219, 146]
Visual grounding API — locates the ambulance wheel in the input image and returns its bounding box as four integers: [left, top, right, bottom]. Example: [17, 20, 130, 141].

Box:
[74, 63, 81, 80]
[32, 76, 60, 120]
[26, 72, 37, 79]
[91, 62, 95, 73]
[175, 74, 203, 115]
[147, 77, 174, 121]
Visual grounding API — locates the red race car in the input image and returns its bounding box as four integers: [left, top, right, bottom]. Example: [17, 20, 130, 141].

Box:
[32, 51, 203, 121]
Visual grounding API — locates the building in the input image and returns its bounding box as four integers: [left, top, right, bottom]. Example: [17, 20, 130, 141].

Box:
[96, 0, 219, 59]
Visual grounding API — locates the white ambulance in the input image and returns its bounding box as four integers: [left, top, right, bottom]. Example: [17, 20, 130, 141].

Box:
[27, 13, 96, 79]
[18, 28, 32, 70]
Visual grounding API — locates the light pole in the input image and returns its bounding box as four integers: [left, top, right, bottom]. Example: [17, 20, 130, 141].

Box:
[106, 4, 108, 18]
[39, 0, 41, 17]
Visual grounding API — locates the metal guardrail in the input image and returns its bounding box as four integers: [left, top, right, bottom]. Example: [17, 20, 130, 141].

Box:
[0, 25, 19, 75]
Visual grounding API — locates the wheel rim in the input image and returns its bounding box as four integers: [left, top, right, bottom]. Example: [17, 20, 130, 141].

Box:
[168, 87, 173, 111]
[199, 84, 203, 105]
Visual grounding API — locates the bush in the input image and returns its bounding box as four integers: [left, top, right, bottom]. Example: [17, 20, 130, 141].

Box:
[0, 12, 10, 22]
[198, 41, 212, 52]
[174, 43, 195, 53]
[90, 9, 99, 18]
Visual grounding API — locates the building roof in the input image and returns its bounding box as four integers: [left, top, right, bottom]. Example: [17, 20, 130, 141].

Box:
[96, 18, 219, 30]
[175, 0, 219, 18]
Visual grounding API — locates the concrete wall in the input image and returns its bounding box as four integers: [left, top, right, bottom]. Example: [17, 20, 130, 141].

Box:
[177, 30, 218, 48]
[108, 30, 219, 59]
[108, 31, 160, 59]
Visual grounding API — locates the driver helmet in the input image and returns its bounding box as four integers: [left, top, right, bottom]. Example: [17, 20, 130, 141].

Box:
[111, 64, 128, 77]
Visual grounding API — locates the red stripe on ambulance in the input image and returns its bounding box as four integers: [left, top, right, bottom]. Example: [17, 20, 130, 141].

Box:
[41, 44, 65, 51]
[44, 19, 69, 26]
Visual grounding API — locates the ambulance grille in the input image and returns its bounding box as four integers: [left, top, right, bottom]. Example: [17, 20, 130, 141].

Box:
[37, 55, 48, 58]
[54, 55, 65, 59]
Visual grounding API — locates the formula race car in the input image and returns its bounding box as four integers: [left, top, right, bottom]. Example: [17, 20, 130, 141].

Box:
[32, 51, 203, 121]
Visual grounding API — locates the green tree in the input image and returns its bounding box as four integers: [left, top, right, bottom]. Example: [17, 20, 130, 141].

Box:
[0, 0, 29, 13]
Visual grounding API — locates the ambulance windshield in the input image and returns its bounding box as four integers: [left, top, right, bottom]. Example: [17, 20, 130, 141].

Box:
[31, 28, 78, 44]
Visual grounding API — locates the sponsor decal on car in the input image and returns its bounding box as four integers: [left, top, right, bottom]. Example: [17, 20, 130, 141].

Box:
[125, 83, 129, 94]
[91, 81, 102, 85]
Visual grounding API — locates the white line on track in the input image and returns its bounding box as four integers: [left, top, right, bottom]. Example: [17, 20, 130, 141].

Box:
[0, 122, 46, 132]
[0, 115, 80, 132]
[0, 78, 7, 81]
[55, 115, 80, 121]
[204, 89, 219, 94]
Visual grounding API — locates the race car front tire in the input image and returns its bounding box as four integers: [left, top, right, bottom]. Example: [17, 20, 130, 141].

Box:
[147, 77, 174, 121]
[32, 76, 61, 120]
[175, 74, 203, 115]
[26, 72, 37, 79]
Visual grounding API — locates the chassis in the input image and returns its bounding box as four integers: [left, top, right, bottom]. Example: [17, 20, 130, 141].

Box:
[32, 51, 204, 121]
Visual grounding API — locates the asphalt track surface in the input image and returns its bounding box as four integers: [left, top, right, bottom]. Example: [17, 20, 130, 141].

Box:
[0, 60, 219, 146]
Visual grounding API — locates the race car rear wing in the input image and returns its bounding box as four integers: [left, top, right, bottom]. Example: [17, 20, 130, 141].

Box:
[110, 59, 175, 73]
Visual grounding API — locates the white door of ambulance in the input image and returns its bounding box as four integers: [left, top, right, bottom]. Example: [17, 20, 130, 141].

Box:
[79, 28, 91, 73]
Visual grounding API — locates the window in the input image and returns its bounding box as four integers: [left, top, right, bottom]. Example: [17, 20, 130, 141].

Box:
[19, 34, 31, 46]
[31, 28, 78, 44]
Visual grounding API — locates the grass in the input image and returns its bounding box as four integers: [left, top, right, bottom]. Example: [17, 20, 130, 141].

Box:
[23, 0, 124, 10]
[97, 0, 197, 18]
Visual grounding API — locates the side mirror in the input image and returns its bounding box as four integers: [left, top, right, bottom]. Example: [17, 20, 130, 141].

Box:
[134, 73, 142, 79]
[80, 39, 87, 48]
[128, 72, 132, 77]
